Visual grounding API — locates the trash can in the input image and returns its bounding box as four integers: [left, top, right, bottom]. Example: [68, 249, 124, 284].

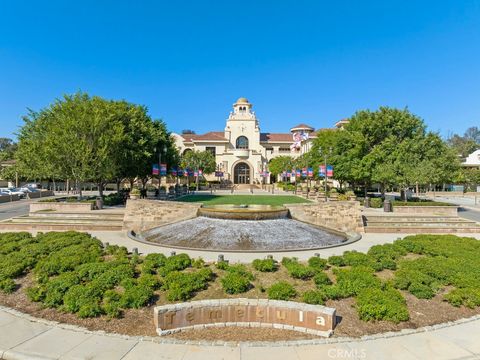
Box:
[96, 196, 103, 210]
[383, 199, 392, 212]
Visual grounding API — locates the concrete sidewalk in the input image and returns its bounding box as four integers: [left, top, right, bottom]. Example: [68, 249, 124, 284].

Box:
[0, 306, 479, 360]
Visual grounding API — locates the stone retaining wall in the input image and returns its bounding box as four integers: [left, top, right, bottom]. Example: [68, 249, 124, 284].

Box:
[426, 191, 480, 197]
[0, 194, 20, 203]
[123, 199, 201, 232]
[26, 190, 54, 199]
[154, 298, 336, 337]
[393, 205, 458, 216]
[30, 202, 94, 213]
[286, 201, 363, 233]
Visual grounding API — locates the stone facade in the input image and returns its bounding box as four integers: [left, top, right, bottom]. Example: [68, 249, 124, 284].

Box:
[286, 201, 364, 233]
[154, 298, 336, 337]
[123, 199, 201, 232]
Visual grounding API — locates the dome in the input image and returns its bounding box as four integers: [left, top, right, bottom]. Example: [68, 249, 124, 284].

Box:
[236, 97, 249, 104]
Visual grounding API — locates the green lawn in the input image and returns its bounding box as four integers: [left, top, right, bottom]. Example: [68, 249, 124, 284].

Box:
[177, 194, 310, 206]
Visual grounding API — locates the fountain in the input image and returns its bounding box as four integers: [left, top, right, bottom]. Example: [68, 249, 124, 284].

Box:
[135, 204, 350, 252]
[197, 204, 289, 220]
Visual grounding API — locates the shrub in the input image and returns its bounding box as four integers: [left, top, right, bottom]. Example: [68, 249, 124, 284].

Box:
[137, 274, 162, 290]
[192, 258, 205, 268]
[356, 287, 409, 323]
[444, 288, 480, 308]
[0, 278, 15, 293]
[120, 285, 154, 309]
[142, 253, 167, 274]
[303, 290, 327, 305]
[267, 281, 297, 300]
[163, 268, 213, 301]
[314, 272, 332, 287]
[221, 272, 251, 294]
[332, 266, 382, 298]
[408, 282, 435, 299]
[252, 258, 278, 272]
[281, 257, 315, 279]
[369, 198, 383, 208]
[327, 255, 345, 267]
[216, 261, 230, 270]
[161, 253, 191, 275]
[308, 257, 328, 271]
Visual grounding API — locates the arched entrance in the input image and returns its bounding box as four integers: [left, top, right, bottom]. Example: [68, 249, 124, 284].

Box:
[233, 162, 250, 184]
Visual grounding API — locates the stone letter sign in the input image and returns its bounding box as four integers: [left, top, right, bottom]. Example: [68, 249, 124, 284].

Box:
[154, 298, 336, 337]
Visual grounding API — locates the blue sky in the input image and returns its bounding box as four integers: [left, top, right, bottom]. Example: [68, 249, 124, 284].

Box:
[1, 1, 479, 139]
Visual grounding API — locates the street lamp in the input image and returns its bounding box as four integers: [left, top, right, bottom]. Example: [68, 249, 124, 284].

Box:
[154, 145, 167, 189]
[319, 146, 333, 196]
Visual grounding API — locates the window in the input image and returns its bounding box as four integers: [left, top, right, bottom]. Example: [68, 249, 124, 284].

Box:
[279, 147, 290, 152]
[236, 136, 249, 149]
[206, 146, 216, 157]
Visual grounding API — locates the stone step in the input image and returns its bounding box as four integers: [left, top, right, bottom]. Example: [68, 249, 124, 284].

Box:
[365, 216, 465, 222]
[0, 222, 122, 231]
[9, 217, 124, 225]
[366, 222, 480, 228]
[365, 226, 480, 233]
[29, 212, 124, 219]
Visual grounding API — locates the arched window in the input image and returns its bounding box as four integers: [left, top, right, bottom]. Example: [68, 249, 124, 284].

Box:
[236, 136, 249, 149]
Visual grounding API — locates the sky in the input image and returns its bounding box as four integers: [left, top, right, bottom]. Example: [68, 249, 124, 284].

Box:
[1, 1, 479, 140]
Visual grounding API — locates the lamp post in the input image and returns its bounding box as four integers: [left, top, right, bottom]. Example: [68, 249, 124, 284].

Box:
[319, 146, 333, 196]
[154, 145, 167, 189]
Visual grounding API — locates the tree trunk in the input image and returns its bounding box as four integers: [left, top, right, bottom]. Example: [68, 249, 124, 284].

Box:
[98, 182, 104, 198]
[116, 179, 121, 193]
[196, 175, 199, 191]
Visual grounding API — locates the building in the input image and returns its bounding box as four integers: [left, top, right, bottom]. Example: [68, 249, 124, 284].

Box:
[173, 97, 345, 184]
[463, 149, 480, 169]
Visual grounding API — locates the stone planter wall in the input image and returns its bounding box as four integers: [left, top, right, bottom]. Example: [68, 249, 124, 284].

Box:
[393, 205, 458, 216]
[26, 190, 54, 199]
[123, 199, 201, 232]
[286, 201, 363, 233]
[30, 202, 94, 213]
[0, 194, 20, 203]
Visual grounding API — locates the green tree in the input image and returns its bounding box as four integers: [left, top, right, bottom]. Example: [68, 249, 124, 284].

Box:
[268, 155, 295, 176]
[181, 150, 216, 190]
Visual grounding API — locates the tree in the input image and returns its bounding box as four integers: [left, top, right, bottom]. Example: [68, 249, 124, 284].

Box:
[0, 138, 17, 161]
[268, 155, 295, 176]
[447, 127, 480, 160]
[15, 92, 176, 197]
[181, 150, 216, 190]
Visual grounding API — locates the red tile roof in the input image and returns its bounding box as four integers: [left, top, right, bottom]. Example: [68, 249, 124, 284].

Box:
[290, 123, 314, 131]
[260, 133, 293, 142]
[182, 131, 228, 142]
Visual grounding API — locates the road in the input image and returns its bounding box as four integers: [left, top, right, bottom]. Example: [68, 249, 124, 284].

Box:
[0, 199, 31, 221]
[431, 196, 480, 223]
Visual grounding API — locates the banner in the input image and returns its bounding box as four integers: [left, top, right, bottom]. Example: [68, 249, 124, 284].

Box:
[198, 169, 203, 176]
[301, 168, 307, 177]
[286, 171, 291, 178]
[160, 163, 167, 176]
[187, 169, 194, 177]
[177, 169, 184, 177]
[327, 165, 334, 177]
[215, 171, 224, 177]
[152, 164, 159, 175]
[171, 168, 177, 176]
[308, 167, 313, 177]
[319, 165, 326, 177]
[296, 169, 301, 177]
[194, 170, 198, 177]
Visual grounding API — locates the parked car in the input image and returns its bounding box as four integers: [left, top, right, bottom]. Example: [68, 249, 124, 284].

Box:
[20, 186, 39, 193]
[0, 188, 26, 198]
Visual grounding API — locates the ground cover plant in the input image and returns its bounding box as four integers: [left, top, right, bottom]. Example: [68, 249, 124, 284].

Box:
[177, 194, 310, 206]
[1, 232, 480, 327]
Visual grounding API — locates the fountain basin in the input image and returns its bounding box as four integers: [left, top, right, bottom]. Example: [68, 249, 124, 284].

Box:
[198, 204, 289, 220]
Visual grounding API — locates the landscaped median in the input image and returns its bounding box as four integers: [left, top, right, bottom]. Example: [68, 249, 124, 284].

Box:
[1, 231, 480, 340]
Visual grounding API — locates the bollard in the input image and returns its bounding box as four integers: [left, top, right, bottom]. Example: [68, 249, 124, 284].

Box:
[104, 242, 109, 248]
[170, 251, 176, 257]
[132, 248, 138, 255]
[314, 253, 320, 257]
[267, 255, 273, 259]
[218, 254, 224, 262]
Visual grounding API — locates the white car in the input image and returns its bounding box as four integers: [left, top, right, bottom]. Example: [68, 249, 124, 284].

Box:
[0, 188, 26, 198]
[20, 186, 39, 193]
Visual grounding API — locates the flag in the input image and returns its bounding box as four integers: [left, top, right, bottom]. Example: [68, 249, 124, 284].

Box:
[301, 168, 307, 177]
[194, 171, 198, 177]
[319, 165, 326, 177]
[160, 163, 167, 176]
[327, 165, 334, 177]
[286, 171, 291, 178]
[171, 168, 177, 176]
[177, 169, 184, 177]
[308, 167, 313, 177]
[296, 169, 301, 177]
[152, 164, 159, 175]
[198, 169, 203, 176]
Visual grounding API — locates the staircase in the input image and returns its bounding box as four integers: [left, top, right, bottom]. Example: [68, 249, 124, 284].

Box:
[0, 211, 124, 231]
[364, 215, 480, 233]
